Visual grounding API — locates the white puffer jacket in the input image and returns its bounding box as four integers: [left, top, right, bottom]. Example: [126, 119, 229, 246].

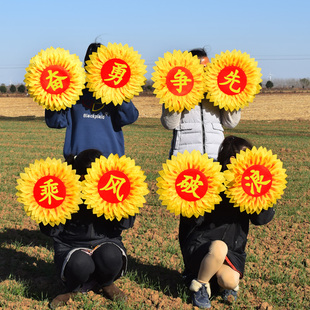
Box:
[161, 99, 241, 160]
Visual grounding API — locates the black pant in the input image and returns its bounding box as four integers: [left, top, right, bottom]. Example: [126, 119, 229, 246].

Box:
[64, 243, 124, 291]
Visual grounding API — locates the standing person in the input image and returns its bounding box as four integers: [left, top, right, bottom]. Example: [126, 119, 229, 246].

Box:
[45, 42, 139, 159]
[160, 48, 241, 160]
[179, 136, 275, 308]
[40, 149, 135, 308]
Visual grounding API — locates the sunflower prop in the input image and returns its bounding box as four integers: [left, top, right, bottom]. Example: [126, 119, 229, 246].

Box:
[224, 147, 287, 214]
[156, 150, 226, 218]
[205, 50, 262, 111]
[24, 47, 86, 111]
[82, 154, 149, 221]
[85, 43, 147, 106]
[16, 158, 82, 226]
[152, 50, 207, 113]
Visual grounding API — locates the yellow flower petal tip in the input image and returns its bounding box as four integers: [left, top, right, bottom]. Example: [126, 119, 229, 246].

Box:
[156, 150, 225, 218]
[85, 43, 147, 106]
[82, 154, 149, 221]
[224, 146, 287, 214]
[205, 50, 262, 111]
[24, 47, 86, 111]
[152, 50, 207, 113]
[16, 158, 82, 226]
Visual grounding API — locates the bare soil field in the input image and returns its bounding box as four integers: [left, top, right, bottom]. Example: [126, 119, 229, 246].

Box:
[0, 92, 309, 309]
[0, 92, 309, 120]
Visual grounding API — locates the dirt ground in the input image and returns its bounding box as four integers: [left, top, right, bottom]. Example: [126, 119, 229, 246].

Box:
[0, 92, 309, 120]
[0, 92, 309, 309]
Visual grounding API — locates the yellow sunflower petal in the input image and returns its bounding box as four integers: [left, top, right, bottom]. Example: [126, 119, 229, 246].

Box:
[152, 50, 207, 113]
[224, 146, 287, 214]
[16, 158, 82, 226]
[24, 47, 86, 111]
[85, 43, 147, 106]
[205, 50, 262, 111]
[156, 150, 225, 218]
[82, 154, 149, 221]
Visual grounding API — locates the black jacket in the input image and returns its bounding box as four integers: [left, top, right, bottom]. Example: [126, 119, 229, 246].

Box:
[40, 204, 135, 249]
[179, 194, 275, 275]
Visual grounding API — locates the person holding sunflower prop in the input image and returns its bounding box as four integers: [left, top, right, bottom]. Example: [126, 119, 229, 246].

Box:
[160, 47, 241, 161]
[44, 42, 139, 159]
[180, 136, 276, 309]
[39, 41, 141, 308]
[40, 149, 136, 308]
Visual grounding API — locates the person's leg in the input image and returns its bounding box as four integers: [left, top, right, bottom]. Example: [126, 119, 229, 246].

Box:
[92, 243, 124, 285]
[92, 243, 126, 301]
[64, 250, 96, 291]
[189, 240, 228, 309]
[197, 240, 228, 285]
[50, 250, 95, 308]
[216, 263, 240, 303]
[216, 263, 240, 290]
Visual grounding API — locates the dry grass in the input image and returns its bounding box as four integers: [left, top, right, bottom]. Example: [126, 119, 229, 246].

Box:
[241, 92, 310, 121]
[0, 99, 309, 309]
[0, 92, 309, 120]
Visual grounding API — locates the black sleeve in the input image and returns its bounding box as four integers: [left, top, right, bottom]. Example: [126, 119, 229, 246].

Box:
[250, 207, 275, 226]
[112, 215, 136, 231]
[179, 215, 204, 248]
[39, 223, 63, 237]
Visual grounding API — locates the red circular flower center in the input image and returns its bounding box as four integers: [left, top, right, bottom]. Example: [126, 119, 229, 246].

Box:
[40, 65, 71, 94]
[34, 175, 66, 209]
[175, 169, 208, 201]
[166, 66, 194, 96]
[98, 170, 131, 203]
[217, 65, 247, 96]
[241, 165, 272, 197]
[101, 58, 131, 88]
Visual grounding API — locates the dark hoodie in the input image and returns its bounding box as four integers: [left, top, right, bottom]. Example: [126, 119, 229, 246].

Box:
[179, 193, 275, 276]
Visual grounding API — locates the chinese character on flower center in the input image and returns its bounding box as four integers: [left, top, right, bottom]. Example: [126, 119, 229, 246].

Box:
[104, 62, 128, 86]
[39, 178, 64, 205]
[100, 174, 127, 201]
[170, 69, 192, 94]
[177, 174, 204, 199]
[46, 70, 68, 91]
[219, 69, 241, 93]
[244, 169, 271, 195]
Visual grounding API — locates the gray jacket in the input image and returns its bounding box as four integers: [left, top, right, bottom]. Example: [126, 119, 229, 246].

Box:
[161, 99, 241, 160]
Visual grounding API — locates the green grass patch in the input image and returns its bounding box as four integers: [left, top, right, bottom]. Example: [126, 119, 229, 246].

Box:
[0, 117, 309, 309]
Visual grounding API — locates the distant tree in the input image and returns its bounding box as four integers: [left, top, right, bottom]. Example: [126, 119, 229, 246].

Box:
[9, 84, 16, 93]
[145, 84, 154, 91]
[266, 80, 274, 89]
[17, 84, 26, 93]
[299, 78, 310, 89]
[0, 84, 7, 93]
[142, 79, 155, 92]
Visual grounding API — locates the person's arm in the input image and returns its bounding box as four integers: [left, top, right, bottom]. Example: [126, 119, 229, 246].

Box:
[118, 215, 135, 230]
[160, 105, 182, 130]
[250, 207, 275, 226]
[220, 109, 241, 129]
[39, 222, 63, 237]
[117, 101, 139, 127]
[179, 215, 205, 248]
[110, 215, 136, 232]
[45, 109, 69, 129]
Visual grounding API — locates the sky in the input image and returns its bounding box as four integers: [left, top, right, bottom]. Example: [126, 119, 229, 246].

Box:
[1, 0, 309, 84]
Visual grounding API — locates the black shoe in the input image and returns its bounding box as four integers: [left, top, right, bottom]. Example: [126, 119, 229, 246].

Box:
[221, 288, 238, 303]
[190, 279, 211, 309]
